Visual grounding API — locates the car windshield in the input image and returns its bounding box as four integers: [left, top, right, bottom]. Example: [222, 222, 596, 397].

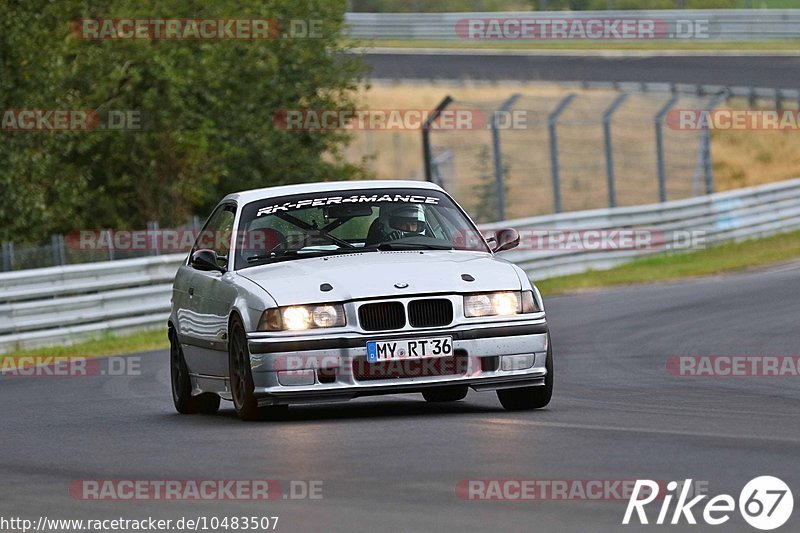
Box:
[234, 187, 489, 269]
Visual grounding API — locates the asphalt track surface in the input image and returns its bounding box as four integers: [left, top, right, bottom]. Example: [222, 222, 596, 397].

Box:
[3, 263, 800, 532]
[365, 51, 800, 88]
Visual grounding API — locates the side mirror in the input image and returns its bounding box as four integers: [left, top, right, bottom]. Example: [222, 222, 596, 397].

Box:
[492, 228, 520, 253]
[191, 249, 225, 273]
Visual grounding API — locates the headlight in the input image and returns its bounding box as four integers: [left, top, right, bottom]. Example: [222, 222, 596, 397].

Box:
[283, 306, 312, 330]
[259, 304, 346, 331]
[463, 291, 539, 318]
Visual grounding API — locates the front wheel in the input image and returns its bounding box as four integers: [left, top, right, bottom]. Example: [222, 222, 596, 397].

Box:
[229, 318, 288, 421]
[497, 335, 553, 411]
[170, 330, 220, 415]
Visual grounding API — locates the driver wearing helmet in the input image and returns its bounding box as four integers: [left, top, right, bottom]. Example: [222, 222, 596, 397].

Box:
[379, 204, 427, 242]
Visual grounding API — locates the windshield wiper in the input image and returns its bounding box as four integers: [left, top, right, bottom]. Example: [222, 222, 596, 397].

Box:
[275, 212, 355, 249]
[244, 247, 375, 265]
[375, 242, 453, 251]
[246, 254, 278, 263]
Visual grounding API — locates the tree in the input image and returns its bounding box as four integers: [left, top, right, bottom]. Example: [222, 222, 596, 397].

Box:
[0, 0, 368, 242]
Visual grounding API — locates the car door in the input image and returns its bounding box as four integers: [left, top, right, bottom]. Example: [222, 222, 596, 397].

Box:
[180, 203, 237, 377]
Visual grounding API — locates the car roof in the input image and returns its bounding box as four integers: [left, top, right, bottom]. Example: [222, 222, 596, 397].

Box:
[222, 180, 445, 205]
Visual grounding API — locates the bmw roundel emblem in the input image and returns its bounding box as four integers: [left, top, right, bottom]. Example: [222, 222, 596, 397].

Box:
[394, 282, 409, 289]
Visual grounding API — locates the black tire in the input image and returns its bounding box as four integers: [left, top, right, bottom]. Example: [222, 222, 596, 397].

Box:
[229, 318, 288, 421]
[422, 385, 468, 403]
[170, 330, 220, 415]
[497, 336, 553, 411]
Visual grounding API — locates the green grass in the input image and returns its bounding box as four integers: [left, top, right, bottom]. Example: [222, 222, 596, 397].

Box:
[366, 39, 800, 51]
[745, 0, 800, 7]
[1, 328, 168, 362]
[536, 229, 800, 295]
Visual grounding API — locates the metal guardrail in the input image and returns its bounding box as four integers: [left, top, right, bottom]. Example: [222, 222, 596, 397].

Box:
[345, 10, 800, 41]
[0, 255, 184, 352]
[485, 177, 800, 279]
[2, 177, 800, 353]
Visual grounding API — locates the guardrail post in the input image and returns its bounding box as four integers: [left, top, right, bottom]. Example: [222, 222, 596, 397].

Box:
[147, 220, 160, 256]
[548, 93, 576, 213]
[1, 242, 14, 272]
[422, 96, 453, 186]
[775, 88, 782, 112]
[51, 234, 66, 266]
[655, 94, 679, 203]
[491, 93, 521, 222]
[105, 229, 115, 261]
[602, 93, 628, 208]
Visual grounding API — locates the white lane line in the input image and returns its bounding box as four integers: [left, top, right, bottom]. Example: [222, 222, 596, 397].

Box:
[471, 418, 800, 444]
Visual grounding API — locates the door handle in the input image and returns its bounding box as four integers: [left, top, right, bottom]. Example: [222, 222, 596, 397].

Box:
[188, 287, 194, 296]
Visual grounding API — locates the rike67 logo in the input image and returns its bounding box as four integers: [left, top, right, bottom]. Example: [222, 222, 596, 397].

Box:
[623, 476, 793, 530]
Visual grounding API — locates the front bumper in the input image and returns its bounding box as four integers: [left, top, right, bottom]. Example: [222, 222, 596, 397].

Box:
[245, 320, 549, 406]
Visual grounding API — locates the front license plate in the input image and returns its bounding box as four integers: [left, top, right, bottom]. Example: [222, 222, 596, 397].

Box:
[366, 336, 453, 363]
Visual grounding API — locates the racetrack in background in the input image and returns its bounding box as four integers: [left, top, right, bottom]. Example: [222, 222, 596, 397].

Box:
[364, 50, 800, 88]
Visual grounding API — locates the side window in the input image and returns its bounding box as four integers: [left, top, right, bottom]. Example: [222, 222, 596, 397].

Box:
[193, 204, 236, 265]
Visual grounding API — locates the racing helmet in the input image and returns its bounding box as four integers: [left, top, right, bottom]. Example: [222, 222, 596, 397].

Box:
[381, 204, 426, 240]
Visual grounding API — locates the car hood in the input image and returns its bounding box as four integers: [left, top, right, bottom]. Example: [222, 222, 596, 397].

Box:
[237, 250, 522, 305]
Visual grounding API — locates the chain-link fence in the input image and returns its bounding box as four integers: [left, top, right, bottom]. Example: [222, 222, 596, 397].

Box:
[0, 219, 202, 272]
[425, 87, 723, 223]
[414, 84, 800, 224]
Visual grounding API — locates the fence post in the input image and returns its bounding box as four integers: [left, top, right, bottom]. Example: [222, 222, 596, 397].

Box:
[602, 93, 628, 208]
[491, 93, 521, 222]
[548, 93, 576, 214]
[655, 94, 679, 203]
[700, 91, 729, 195]
[422, 96, 453, 186]
[51, 234, 66, 266]
[1, 242, 14, 272]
